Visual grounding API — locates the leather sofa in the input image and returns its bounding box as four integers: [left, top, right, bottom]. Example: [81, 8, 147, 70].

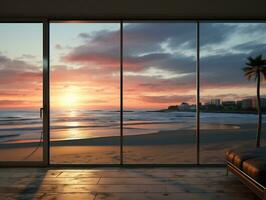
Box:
[226, 147, 266, 199]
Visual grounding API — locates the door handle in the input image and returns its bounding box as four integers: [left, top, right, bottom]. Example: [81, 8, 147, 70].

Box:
[40, 107, 44, 119]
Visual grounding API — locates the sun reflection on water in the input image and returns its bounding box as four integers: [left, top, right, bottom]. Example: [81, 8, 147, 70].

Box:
[65, 110, 84, 139]
[67, 121, 80, 127]
[68, 110, 78, 117]
[66, 127, 83, 140]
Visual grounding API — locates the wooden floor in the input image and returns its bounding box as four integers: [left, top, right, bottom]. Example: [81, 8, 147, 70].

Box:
[0, 167, 257, 200]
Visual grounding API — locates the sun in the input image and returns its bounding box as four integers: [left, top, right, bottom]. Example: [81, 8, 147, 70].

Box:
[62, 94, 78, 106]
[57, 86, 82, 108]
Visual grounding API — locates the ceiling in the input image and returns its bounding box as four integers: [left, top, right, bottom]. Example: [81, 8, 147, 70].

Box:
[1, 0, 266, 20]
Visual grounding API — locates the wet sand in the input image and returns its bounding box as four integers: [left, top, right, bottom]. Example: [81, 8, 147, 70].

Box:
[0, 123, 265, 163]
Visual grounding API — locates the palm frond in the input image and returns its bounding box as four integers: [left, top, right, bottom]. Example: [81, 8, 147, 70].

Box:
[247, 56, 254, 64]
[244, 70, 257, 80]
[243, 55, 266, 81]
[260, 66, 266, 80]
[256, 54, 263, 61]
[242, 66, 254, 72]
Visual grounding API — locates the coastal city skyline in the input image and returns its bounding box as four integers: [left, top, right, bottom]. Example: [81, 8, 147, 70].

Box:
[167, 97, 266, 112]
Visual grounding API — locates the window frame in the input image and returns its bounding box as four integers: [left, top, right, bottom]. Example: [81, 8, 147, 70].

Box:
[0, 19, 264, 167]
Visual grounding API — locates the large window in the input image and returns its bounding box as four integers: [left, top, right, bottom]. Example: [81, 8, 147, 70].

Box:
[50, 22, 121, 164]
[0, 21, 265, 166]
[123, 23, 197, 163]
[200, 23, 266, 163]
[0, 23, 43, 161]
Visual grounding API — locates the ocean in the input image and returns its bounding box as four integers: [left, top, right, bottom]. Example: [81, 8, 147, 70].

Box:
[0, 109, 263, 144]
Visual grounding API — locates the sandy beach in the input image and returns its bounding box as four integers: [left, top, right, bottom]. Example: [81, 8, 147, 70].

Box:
[0, 123, 265, 164]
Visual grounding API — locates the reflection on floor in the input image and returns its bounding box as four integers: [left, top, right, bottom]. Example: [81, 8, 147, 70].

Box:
[0, 168, 255, 200]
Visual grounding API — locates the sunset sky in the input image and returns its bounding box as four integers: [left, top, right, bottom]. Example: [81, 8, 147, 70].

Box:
[0, 22, 266, 109]
[0, 23, 42, 109]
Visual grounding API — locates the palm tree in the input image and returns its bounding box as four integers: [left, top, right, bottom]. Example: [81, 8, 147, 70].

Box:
[243, 55, 266, 147]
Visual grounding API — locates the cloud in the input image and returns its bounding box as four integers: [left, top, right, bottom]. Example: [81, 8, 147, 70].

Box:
[125, 52, 196, 74]
[233, 42, 266, 56]
[51, 64, 119, 85]
[200, 23, 237, 47]
[0, 55, 39, 71]
[62, 23, 196, 75]
[17, 54, 36, 60]
[0, 54, 42, 108]
[0, 55, 42, 85]
[124, 23, 196, 56]
[200, 49, 266, 89]
[55, 44, 63, 50]
[125, 75, 196, 96]
[63, 29, 120, 67]
[0, 91, 25, 97]
[78, 33, 91, 39]
[125, 67, 192, 80]
[0, 100, 40, 107]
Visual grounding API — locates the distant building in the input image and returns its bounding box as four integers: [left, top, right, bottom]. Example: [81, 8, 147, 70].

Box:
[242, 98, 253, 109]
[262, 99, 266, 109]
[222, 101, 236, 106]
[189, 104, 196, 111]
[179, 102, 190, 111]
[236, 100, 242, 109]
[209, 99, 221, 106]
[236, 100, 242, 106]
[252, 98, 257, 109]
[251, 98, 266, 109]
[221, 101, 236, 111]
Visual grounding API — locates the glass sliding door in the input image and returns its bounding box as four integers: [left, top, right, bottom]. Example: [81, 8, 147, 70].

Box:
[0, 23, 43, 161]
[200, 22, 266, 163]
[50, 22, 120, 164]
[123, 22, 197, 164]
[2, 21, 265, 166]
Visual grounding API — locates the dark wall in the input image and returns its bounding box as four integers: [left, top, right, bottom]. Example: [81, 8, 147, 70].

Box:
[0, 0, 266, 20]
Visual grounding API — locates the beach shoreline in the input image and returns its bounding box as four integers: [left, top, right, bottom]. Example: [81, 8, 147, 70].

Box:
[0, 122, 265, 163]
[0, 122, 256, 148]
